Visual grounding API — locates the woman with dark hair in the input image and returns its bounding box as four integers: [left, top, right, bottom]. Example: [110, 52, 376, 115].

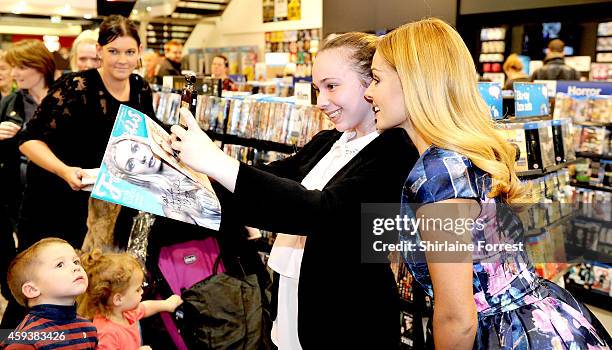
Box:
[0, 15, 154, 329]
[16, 14, 154, 253]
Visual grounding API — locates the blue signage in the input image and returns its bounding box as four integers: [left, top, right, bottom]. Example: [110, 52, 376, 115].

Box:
[514, 82, 550, 118]
[477, 82, 503, 120]
[555, 81, 612, 96]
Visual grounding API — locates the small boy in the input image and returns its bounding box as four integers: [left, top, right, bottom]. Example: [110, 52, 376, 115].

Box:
[0, 237, 98, 349]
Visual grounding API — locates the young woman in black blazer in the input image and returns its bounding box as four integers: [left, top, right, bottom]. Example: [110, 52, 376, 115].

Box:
[171, 33, 419, 349]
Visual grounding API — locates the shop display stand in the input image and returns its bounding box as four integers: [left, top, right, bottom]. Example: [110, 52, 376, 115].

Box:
[478, 26, 508, 83]
[152, 85, 303, 158]
[594, 21, 612, 72]
[571, 181, 612, 193]
[556, 92, 612, 311]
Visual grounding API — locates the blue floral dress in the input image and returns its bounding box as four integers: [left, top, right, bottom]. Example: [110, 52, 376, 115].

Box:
[400, 146, 611, 350]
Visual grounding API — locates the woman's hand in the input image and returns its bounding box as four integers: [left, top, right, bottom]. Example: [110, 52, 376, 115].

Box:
[0, 121, 21, 140]
[170, 108, 240, 192]
[245, 226, 262, 240]
[170, 108, 224, 174]
[60, 166, 85, 191]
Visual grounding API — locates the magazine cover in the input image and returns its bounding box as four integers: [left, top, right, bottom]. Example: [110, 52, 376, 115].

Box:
[91, 104, 221, 230]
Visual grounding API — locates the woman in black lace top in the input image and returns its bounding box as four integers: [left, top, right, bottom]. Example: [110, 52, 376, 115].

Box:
[17, 15, 154, 252]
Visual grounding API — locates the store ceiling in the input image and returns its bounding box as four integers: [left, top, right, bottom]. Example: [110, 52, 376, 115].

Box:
[135, 0, 230, 52]
[0, 0, 96, 18]
[0, 0, 229, 51]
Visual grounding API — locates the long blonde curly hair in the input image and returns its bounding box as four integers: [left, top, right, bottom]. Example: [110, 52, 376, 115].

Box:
[377, 18, 529, 204]
[77, 249, 144, 319]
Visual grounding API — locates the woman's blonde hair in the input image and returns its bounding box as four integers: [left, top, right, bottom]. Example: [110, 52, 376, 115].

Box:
[77, 249, 144, 319]
[70, 29, 99, 72]
[503, 53, 524, 74]
[377, 18, 528, 204]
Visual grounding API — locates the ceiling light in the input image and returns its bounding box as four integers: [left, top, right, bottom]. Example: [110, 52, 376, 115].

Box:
[58, 3, 71, 15]
[146, 6, 152, 11]
[83, 13, 92, 19]
[51, 15, 62, 23]
[12, 1, 27, 14]
[176, 1, 224, 10]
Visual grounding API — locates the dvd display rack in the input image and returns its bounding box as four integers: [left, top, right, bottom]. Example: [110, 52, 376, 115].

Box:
[593, 21, 612, 81]
[152, 88, 332, 155]
[553, 92, 612, 309]
[479, 26, 508, 83]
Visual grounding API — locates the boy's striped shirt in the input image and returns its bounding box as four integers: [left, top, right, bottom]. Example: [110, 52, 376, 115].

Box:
[1, 304, 97, 350]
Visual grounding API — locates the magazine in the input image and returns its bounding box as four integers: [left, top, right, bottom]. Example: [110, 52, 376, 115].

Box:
[91, 104, 221, 230]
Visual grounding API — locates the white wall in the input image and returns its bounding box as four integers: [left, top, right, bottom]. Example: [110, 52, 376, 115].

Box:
[185, 0, 322, 55]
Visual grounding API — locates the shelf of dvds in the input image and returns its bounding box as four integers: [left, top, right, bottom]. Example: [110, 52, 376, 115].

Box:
[207, 131, 298, 154]
[573, 121, 612, 128]
[525, 215, 573, 237]
[570, 181, 612, 193]
[153, 88, 331, 156]
[565, 245, 612, 267]
[575, 152, 612, 161]
[517, 159, 582, 178]
[574, 214, 612, 226]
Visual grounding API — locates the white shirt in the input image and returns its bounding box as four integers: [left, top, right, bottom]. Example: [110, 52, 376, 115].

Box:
[268, 130, 379, 349]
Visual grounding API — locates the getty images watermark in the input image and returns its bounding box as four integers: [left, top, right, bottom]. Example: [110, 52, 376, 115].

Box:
[370, 214, 524, 254]
[360, 203, 528, 263]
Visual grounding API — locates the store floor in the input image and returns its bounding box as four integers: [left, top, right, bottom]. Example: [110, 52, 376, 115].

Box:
[588, 304, 612, 335]
[0, 292, 610, 337]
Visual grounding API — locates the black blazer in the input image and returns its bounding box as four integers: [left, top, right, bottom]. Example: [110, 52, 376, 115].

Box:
[224, 128, 419, 349]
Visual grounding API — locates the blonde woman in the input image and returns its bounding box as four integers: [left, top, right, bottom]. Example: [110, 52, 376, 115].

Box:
[169, 32, 419, 348]
[365, 18, 611, 349]
[502, 54, 529, 90]
[70, 29, 100, 72]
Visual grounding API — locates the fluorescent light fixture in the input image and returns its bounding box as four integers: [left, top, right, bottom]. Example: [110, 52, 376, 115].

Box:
[12, 1, 27, 14]
[58, 3, 71, 15]
[176, 1, 224, 10]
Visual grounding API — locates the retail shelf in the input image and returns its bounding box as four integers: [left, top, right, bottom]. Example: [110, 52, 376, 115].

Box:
[565, 244, 612, 265]
[517, 169, 543, 177]
[544, 160, 581, 173]
[570, 181, 612, 193]
[525, 215, 573, 237]
[575, 152, 612, 161]
[496, 115, 554, 124]
[573, 214, 612, 226]
[573, 121, 612, 128]
[517, 160, 580, 179]
[206, 130, 298, 154]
